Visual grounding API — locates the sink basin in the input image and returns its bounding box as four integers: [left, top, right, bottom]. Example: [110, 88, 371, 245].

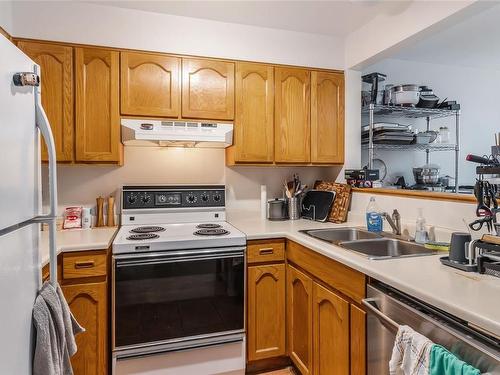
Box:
[340, 238, 438, 260]
[300, 228, 382, 243]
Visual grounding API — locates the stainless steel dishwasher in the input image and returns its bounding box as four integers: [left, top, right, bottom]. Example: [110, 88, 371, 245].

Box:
[363, 282, 500, 374]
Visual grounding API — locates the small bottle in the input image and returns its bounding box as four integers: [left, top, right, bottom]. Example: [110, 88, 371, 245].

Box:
[82, 207, 91, 229]
[366, 197, 383, 233]
[414, 208, 428, 244]
[438, 126, 450, 144]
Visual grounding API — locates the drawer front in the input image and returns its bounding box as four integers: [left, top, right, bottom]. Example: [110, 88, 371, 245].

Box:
[286, 240, 366, 304]
[247, 240, 285, 264]
[62, 251, 107, 280]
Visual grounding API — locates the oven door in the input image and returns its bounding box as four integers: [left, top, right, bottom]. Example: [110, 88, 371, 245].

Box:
[113, 247, 245, 357]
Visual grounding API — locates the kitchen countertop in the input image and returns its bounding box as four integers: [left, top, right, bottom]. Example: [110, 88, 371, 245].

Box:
[39, 227, 118, 267]
[227, 210, 500, 338]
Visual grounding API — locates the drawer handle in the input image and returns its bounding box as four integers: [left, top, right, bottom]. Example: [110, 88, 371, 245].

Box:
[259, 248, 274, 255]
[74, 260, 95, 269]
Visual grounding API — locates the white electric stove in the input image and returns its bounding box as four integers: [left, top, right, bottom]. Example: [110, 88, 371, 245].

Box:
[112, 185, 246, 375]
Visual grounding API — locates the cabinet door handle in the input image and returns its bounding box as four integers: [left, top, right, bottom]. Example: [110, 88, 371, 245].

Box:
[259, 248, 274, 255]
[75, 260, 95, 269]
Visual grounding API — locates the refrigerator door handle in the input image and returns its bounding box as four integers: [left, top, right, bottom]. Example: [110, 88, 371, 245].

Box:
[34, 64, 58, 284]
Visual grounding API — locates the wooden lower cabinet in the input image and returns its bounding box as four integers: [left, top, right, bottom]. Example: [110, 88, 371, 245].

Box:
[313, 283, 349, 375]
[350, 305, 367, 375]
[62, 281, 108, 375]
[247, 263, 286, 361]
[287, 264, 313, 375]
[285, 240, 367, 375]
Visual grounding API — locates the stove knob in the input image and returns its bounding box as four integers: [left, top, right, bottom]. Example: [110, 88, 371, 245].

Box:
[127, 194, 137, 204]
[142, 194, 151, 204]
[201, 194, 209, 202]
[187, 194, 197, 203]
[213, 194, 221, 202]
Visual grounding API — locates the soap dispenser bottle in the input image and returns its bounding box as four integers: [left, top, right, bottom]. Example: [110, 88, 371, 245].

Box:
[366, 197, 383, 233]
[414, 208, 428, 244]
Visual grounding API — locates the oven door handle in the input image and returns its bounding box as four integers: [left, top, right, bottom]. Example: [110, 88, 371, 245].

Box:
[115, 252, 244, 267]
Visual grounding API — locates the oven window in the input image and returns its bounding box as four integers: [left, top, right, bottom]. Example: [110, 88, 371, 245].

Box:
[114, 255, 244, 348]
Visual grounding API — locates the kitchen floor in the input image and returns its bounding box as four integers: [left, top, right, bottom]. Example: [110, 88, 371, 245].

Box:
[261, 368, 296, 374]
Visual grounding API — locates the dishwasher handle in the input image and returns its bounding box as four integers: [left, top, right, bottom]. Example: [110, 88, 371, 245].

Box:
[362, 297, 400, 330]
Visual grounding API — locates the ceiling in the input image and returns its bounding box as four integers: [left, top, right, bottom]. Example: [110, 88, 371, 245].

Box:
[90, 1, 409, 37]
[391, 3, 500, 70]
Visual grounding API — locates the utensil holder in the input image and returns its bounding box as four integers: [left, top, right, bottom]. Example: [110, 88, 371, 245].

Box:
[287, 197, 300, 220]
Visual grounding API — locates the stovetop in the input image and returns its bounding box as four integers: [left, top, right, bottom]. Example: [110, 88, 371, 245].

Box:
[113, 221, 246, 254]
[113, 185, 246, 254]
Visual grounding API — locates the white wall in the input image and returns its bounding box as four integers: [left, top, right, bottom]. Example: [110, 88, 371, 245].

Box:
[345, 1, 479, 69]
[8, 1, 344, 69]
[341, 69, 362, 174]
[46, 147, 339, 213]
[349, 192, 483, 241]
[361, 58, 500, 186]
[0, 1, 13, 34]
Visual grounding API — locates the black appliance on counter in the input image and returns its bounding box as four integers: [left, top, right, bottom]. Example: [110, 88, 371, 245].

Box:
[362, 72, 386, 105]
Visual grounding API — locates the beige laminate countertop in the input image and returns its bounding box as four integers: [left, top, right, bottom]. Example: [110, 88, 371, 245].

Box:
[227, 210, 500, 338]
[39, 227, 118, 267]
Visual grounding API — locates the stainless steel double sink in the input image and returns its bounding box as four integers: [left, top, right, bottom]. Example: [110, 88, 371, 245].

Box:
[300, 227, 438, 260]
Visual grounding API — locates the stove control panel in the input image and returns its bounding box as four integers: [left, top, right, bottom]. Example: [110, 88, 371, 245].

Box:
[122, 186, 225, 209]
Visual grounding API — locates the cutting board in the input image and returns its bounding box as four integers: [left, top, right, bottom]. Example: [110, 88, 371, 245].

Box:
[313, 181, 352, 223]
[301, 190, 336, 222]
[481, 234, 500, 245]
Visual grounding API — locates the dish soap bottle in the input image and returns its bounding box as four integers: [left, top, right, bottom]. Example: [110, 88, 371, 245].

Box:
[366, 197, 383, 233]
[415, 208, 428, 244]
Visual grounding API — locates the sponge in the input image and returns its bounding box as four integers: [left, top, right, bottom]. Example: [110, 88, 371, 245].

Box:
[424, 241, 450, 251]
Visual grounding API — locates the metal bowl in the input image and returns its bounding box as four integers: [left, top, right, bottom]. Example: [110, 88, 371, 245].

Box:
[413, 166, 440, 184]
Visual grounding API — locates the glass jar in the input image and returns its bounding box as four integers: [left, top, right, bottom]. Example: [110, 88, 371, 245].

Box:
[438, 126, 450, 144]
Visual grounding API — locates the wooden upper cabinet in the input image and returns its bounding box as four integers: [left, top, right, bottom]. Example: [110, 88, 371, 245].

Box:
[312, 283, 349, 375]
[287, 264, 313, 375]
[181, 58, 235, 120]
[275, 67, 311, 163]
[247, 264, 286, 361]
[311, 71, 344, 164]
[121, 52, 180, 117]
[17, 41, 74, 162]
[75, 48, 121, 163]
[231, 62, 274, 163]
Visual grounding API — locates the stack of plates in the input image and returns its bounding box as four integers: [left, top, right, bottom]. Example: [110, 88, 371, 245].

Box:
[362, 122, 414, 145]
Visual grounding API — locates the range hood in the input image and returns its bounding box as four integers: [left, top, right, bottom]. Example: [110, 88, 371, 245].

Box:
[121, 119, 233, 148]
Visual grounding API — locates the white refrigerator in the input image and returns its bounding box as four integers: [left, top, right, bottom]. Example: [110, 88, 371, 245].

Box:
[0, 34, 58, 374]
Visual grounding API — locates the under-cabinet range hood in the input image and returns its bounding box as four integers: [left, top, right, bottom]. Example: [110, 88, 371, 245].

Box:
[121, 119, 233, 148]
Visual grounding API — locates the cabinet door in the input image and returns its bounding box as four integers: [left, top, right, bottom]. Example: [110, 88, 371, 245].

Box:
[62, 282, 107, 375]
[275, 68, 310, 163]
[311, 71, 344, 164]
[287, 264, 313, 375]
[247, 263, 286, 361]
[75, 48, 121, 163]
[232, 63, 274, 163]
[350, 305, 367, 375]
[182, 58, 234, 120]
[17, 41, 73, 162]
[312, 283, 349, 375]
[121, 52, 180, 117]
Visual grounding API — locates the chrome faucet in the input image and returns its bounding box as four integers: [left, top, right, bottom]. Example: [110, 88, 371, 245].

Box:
[382, 209, 401, 235]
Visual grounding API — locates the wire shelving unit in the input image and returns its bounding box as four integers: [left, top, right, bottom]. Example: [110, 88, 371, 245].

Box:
[362, 104, 461, 193]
